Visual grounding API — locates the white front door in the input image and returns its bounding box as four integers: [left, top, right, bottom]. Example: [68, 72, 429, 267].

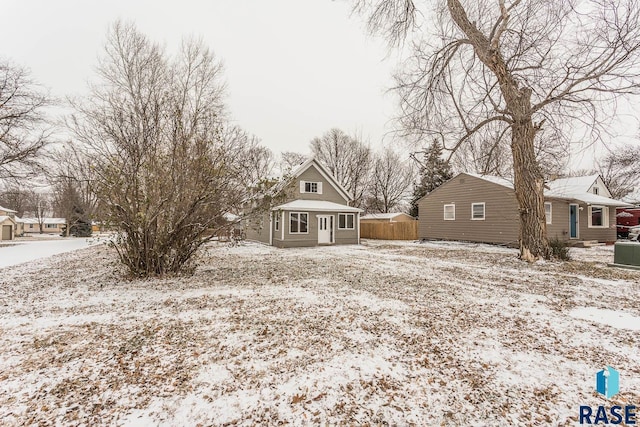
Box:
[317, 215, 333, 244]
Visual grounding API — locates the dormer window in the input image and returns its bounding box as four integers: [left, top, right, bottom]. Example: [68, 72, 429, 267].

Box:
[305, 182, 318, 193]
[593, 187, 599, 195]
[300, 181, 322, 194]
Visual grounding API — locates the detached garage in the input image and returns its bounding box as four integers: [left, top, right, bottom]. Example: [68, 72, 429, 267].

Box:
[0, 216, 16, 241]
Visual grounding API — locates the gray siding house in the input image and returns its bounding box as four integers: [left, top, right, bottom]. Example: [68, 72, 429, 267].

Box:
[418, 173, 631, 245]
[244, 157, 362, 248]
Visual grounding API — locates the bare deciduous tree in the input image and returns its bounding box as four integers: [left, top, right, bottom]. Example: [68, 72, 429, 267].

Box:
[571, 145, 640, 199]
[222, 126, 274, 190]
[69, 22, 268, 276]
[366, 148, 414, 213]
[0, 59, 51, 180]
[26, 190, 49, 233]
[279, 151, 308, 173]
[355, 0, 640, 260]
[310, 128, 372, 207]
[0, 185, 29, 216]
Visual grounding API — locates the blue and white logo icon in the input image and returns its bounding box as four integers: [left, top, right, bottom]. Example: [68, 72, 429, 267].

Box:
[596, 366, 620, 399]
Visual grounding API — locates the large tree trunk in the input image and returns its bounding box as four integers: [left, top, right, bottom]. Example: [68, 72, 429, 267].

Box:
[511, 119, 550, 261]
[446, 0, 552, 261]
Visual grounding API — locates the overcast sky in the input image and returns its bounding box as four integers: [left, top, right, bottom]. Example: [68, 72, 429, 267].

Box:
[2, 1, 638, 170]
[0, 0, 402, 157]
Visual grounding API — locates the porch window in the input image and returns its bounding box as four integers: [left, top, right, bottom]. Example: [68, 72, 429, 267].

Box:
[588, 205, 607, 228]
[289, 212, 308, 234]
[545, 202, 552, 224]
[274, 212, 280, 231]
[444, 204, 455, 221]
[471, 203, 485, 220]
[338, 213, 355, 229]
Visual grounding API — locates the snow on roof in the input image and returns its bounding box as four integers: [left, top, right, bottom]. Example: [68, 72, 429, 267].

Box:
[465, 173, 514, 189]
[272, 199, 362, 213]
[552, 192, 632, 207]
[223, 212, 240, 222]
[361, 213, 413, 220]
[466, 173, 629, 206]
[0, 215, 16, 224]
[546, 175, 631, 206]
[546, 174, 600, 195]
[0, 205, 17, 213]
[21, 217, 66, 224]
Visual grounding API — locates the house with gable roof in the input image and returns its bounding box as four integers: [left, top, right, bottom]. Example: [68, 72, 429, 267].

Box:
[244, 157, 362, 247]
[417, 173, 632, 245]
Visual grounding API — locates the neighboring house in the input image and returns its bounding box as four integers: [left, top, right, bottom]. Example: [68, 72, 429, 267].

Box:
[361, 213, 416, 223]
[14, 217, 24, 237]
[22, 218, 66, 234]
[0, 205, 18, 241]
[244, 157, 362, 247]
[418, 173, 631, 245]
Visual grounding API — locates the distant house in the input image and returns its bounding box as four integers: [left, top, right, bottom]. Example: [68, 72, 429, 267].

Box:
[244, 157, 362, 247]
[360, 213, 416, 224]
[22, 218, 66, 234]
[0, 205, 18, 241]
[417, 173, 631, 245]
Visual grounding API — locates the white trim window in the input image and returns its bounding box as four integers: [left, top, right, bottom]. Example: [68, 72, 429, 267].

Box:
[274, 212, 280, 231]
[588, 205, 607, 228]
[545, 202, 552, 224]
[471, 203, 485, 220]
[444, 204, 455, 221]
[289, 212, 309, 234]
[338, 213, 355, 229]
[45, 224, 58, 229]
[300, 181, 323, 194]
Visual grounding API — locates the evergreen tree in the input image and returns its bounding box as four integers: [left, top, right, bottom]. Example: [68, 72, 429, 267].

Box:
[410, 140, 453, 217]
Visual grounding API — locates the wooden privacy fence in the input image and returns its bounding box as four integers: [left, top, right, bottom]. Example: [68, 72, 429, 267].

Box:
[360, 221, 418, 240]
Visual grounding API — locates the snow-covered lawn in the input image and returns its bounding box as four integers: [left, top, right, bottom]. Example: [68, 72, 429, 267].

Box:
[0, 238, 103, 269]
[0, 240, 638, 425]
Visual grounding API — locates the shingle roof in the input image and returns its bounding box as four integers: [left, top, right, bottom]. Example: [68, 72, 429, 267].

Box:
[466, 173, 630, 207]
[0, 215, 16, 224]
[272, 199, 362, 213]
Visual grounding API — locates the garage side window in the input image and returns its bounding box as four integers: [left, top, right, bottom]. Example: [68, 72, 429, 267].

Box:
[471, 203, 485, 220]
[444, 204, 455, 221]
